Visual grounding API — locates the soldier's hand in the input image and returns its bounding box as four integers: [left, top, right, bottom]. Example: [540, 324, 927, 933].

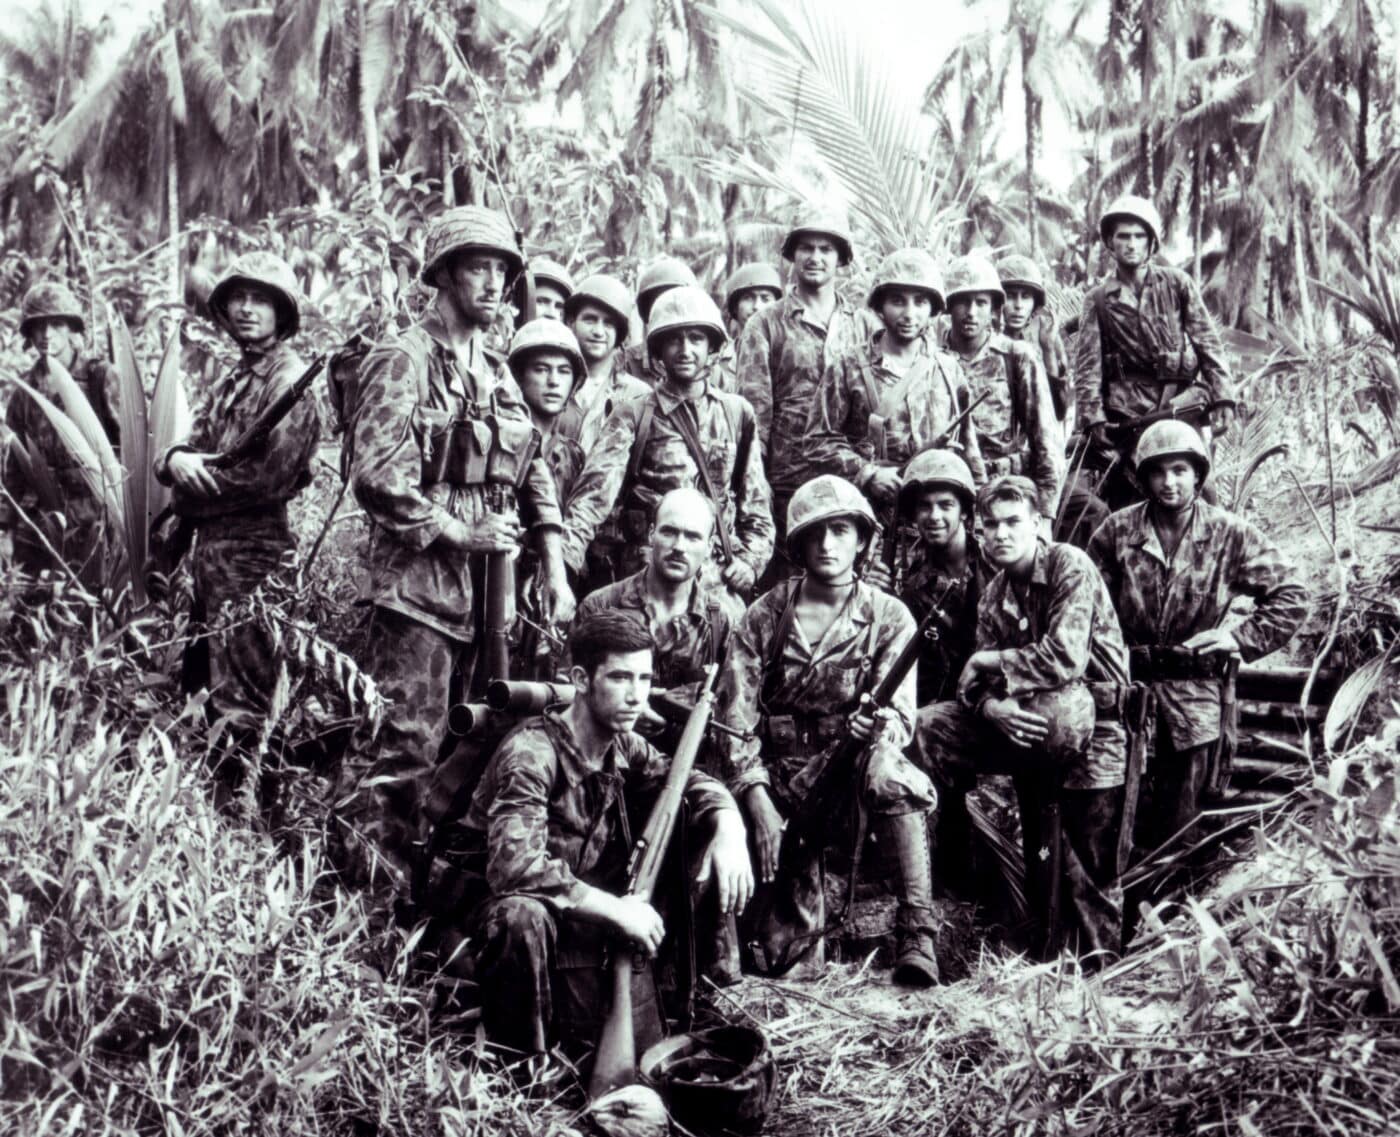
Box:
[539, 567, 575, 625]
[696, 810, 754, 915]
[722, 559, 756, 596]
[848, 704, 895, 744]
[866, 466, 902, 505]
[862, 557, 893, 592]
[1210, 403, 1235, 436]
[167, 451, 221, 498]
[457, 513, 523, 554]
[1183, 628, 1240, 656]
[957, 650, 1003, 703]
[609, 895, 666, 957]
[983, 697, 1050, 747]
[743, 785, 786, 884]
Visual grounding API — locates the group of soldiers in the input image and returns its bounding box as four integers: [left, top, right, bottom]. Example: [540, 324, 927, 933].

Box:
[2, 193, 1310, 1074]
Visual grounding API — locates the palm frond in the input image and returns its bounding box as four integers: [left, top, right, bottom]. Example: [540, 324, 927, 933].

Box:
[148, 326, 190, 535]
[5, 374, 118, 529]
[109, 310, 149, 608]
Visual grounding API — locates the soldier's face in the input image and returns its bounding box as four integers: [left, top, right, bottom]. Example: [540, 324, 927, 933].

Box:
[569, 305, 621, 362]
[879, 288, 935, 342]
[1111, 223, 1152, 266]
[657, 328, 712, 381]
[800, 517, 865, 582]
[577, 650, 653, 734]
[444, 252, 510, 327]
[1002, 286, 1037, 332]
[982, 497, 1038, 570]
[224, 284, 279, 346]
[793, 239, 838, 287]
[732, 288, 780, 326]
[1145, 457, 1199, 509]
[650, 505, 713, 583]
[29, 318, 81, 367]
[948, 293, 996, 342]
[912, 489, 965, 547]
[515, 350, 575, 418]
[534, 283, 568, 320]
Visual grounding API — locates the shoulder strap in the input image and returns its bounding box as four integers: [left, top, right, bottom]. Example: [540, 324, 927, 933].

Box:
[665, 398, 741, 565]
[730, 398, 755, 499]
[760, 578, 802, 709]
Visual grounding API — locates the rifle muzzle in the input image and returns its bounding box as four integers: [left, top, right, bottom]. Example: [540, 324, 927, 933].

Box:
[446, 701, 493, 737]
[486, 679, 575, 714]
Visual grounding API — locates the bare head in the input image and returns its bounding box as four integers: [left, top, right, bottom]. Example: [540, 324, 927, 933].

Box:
[649, 487, 716, 584]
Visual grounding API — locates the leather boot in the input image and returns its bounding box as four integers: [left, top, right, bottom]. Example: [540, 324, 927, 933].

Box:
[880, 812, 940, 987]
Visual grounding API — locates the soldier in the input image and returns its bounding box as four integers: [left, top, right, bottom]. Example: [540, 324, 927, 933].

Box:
[720, 475, 940, 986]
[805, 247, 983, 515]
[916, 475, 1130, 960]
[1088, 422, 1306, 861]
[1, 281, 120, 587]
[618, 255, 699, 384]
[735, 214, 875, 586]
[333, 206, 574, 885]
[508, 318, 587, 504]
[714, 263, 783, 393]
[997, 254, 1073, 433]
[455, 609, 752, 1060]
[154, 253, 319, 803]
[529, 257, 574, 321]
[1072, 195, 1236, 515]
[563, 273, 650, 456]
[562, 286, 773, 604]
[935, 254, 1064, 527]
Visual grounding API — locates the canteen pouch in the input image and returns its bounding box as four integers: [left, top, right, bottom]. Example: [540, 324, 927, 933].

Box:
[484, 414, 541, 486]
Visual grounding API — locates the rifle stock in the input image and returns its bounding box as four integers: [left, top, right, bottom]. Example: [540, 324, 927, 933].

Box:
[209, 353, 328, 468]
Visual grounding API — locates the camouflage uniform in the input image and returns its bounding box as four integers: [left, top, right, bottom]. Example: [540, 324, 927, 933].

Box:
[915, 541, 1130, 958]
[1088, 501, 1307, 851]
[453, 711, 739, 1057]
[567, 361, 652, 456]
[896, 541, 982, 706]
[618, 341, 665, 385]
[1005, 309, 1073, 428]
[719, 579, 935, 974]
[711, 339, 739, 394]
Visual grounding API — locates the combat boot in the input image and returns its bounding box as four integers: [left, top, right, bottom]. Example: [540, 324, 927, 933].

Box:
[880, 812, 940, 987]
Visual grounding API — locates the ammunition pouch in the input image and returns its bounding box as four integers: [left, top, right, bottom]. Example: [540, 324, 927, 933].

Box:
[762, 713, 847, 758]
[484, 413, 540, 487]
[1130, 645, 1234, 683]
[418, 408, 540, 489]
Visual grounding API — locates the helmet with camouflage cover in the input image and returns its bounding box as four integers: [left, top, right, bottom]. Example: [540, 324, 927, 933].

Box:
[897, 449, 975, 516]
[636, 255, 698, 321]
[530, 257, 575, 298]
[996, 254, 1047, 307]
[786, 474, 878, 558]
[19, 281, 85, 339]
[641, 1025, 776, 1137]
[420, 206, 523, 286]
[208, 251, 302, 339]
[943, 254, 1004, 306]
[724, 263, 783, 317]
[564, 272, 633, 344]
[1018, 684, 1095, 766]
[1134, 419, 1210, 483]
[508, 318, 586, 390]
[1099, 194, 1163, 253]
[645, 285, 727, 355]
[781, 212, 854, 267]
[867, 248, 946, 313]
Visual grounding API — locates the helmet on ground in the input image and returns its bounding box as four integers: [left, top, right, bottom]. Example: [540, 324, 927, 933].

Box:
[724, 263, 784, 316]
[1134, 419, 1210, 483]
[996, 254, 1047, 307]
[786, 474, 878, 558]
[867, 248, 946, 313]
[530, 257, 575, 298]
[636, 255, 698, 321]
[943, 254, 1004, 306]
[564, 272, 633, 344]
[507, 318, 585, 390]
[20, 281, 85, 339]
[1099, 194, 1163, 252]
[898, 448, 975, 516]
[641, 1025, 777, 1137]
[781, 213, 854, 266]
[1019, 684, 1096, 766]
[645, 285, 727, 356]
[421, 206, 523, 286]
[208, 251, 302, 339]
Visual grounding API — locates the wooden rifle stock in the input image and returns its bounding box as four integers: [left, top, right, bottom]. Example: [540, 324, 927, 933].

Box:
[208, 352, 328, 468]
[929, 389, 990, 450]
[589, 664, 719, 1099]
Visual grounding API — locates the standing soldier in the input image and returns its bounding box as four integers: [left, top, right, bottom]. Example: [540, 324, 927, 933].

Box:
[1088, 422, 1306, 864]
[528, 257, 574, 321]
[563, 286, 773, 605]
[714, 263, 783, 393]
[936, 254, 1064, 528]
[916, 476, 1130, 960]
[805, 247, 983, 516]
[333, 206, 574, 886]
[721, 475, 940, 986]
[1, 281, 120, 587]
[997, 254, 1073, 433]
[618, 255, 699, 384]
[154, 253, 319, 804]
[736, 214, 875, 586]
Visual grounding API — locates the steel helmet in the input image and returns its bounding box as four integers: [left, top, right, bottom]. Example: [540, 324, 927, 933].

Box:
[420, 206, 523, 286]
[1099, 194, 1163, 252]
[641, 1025, 777, 1137]
[636, 255, 698, 320]
[996, 254, 1047, 307]
[1020, 684, 1095, 766]
[19, 281, 85, 339]
[1134, 419, 1211, 483]
[867, 248, 946, 313]
[897, 448, 975, 516]
[208, 251, 302, 339]
[564, 272, 633, 344]
[645, 285, 727, 355]
[507, 318, 586, 390]
[943, 254, 1004, 306]
[781, 213, 854, 266]
[724, 263, 784, 316]
[786, 474, 878, 558]
[530, 257, 575, 298]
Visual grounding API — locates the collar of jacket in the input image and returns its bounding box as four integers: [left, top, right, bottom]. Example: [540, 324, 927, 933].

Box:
[235, 339, 295, 378]
[539, 708, 637, 789]
[654, 376, 718, 413]
[618, 566, 713, 621]
[994, 538, 1052, 620]
[1125, 499, 1213, 566]
[781, 286, 856, 325]
[1103, 262, 1166, 298]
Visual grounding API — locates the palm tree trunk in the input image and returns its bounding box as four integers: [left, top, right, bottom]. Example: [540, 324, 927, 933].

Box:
[1192, 143, 1203, 282]
[357, 0, 382, 201]
[167, 119, 181, 305]
[440, 132, 454, 206]
[1358, 43, 1372, 265]
[1024, 78, 1042, 261]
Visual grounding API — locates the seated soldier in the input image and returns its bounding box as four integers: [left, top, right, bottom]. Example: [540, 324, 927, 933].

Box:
[916, 475, 1130, 962]
[456, 610, 752, 1061]
[720, 475, 939, 986]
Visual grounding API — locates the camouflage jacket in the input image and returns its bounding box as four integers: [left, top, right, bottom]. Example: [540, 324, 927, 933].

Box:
[1005, 309, 1074, 427]
[540, 412, 587, 507]
[462, 710, 737, 909]
[711, 339, 739, 394]
[805, 327, 985, 492]
[618, 341, 665, 386]
[736, 290, 877, 497]
[156, 341, 319, 525]
[1074, 263, 1234, 431]
[719, 578, 917, 797]
[974, 541, 1131, 788]
[1088, 501, 1308, 750]
[561, 380, 774, 578]
[933, 323, 1065, 517]
[897, 540, 982, 706]
[567, 359, 652, 456]
[350, 309, 563, 641]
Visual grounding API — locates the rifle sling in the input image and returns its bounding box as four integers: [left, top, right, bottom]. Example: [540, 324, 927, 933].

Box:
[646, 396, 743, 565]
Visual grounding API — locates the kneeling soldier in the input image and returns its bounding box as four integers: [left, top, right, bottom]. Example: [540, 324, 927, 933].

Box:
[720, 475, 939, 986]
[917, 475, 1130, 961]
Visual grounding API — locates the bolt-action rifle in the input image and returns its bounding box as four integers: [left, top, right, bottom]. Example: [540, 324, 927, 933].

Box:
[207, 352, 329, 468]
